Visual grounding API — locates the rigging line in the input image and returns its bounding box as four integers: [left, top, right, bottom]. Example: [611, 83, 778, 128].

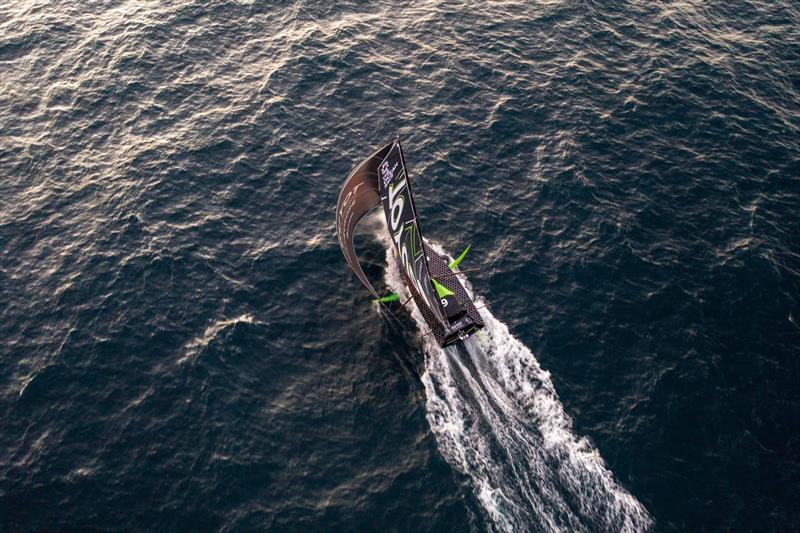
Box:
[382, 299, 437, 340]
[377, 300, 406, 329]
[472, 300, 497, 312]
[433, 268, 482, 280]
[382, 291, 437, 336]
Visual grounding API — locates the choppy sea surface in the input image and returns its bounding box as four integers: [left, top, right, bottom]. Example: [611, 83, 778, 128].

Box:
[2, 1, 799, 531]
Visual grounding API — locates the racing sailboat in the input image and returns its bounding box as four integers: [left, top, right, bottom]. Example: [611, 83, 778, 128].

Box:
[335, 138, 484, 347]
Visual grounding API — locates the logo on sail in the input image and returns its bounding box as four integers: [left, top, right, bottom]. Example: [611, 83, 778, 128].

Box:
[379, 159, 398, 187]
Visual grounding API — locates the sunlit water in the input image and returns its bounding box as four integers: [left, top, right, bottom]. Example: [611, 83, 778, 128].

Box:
[2, 0, 799, 530]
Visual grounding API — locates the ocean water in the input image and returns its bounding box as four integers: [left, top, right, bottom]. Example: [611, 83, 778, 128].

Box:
[2, 1, 799, 531]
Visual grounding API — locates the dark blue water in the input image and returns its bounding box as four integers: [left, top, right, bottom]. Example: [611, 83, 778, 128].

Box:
[2, 1, 799, 531]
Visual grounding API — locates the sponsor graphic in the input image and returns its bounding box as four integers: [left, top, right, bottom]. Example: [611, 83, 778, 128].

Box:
[378, 143, 445, 325]
[379, 159, 398, 187]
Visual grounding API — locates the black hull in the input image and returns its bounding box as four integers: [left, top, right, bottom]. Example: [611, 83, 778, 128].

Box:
[407, 242, 484, 347]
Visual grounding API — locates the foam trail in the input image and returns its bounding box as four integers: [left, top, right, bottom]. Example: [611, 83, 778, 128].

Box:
[381, 236, 653, 532]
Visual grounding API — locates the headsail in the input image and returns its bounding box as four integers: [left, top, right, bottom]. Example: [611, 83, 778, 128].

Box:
[335, 141, 394, 297]
[377, 139, 448, 325]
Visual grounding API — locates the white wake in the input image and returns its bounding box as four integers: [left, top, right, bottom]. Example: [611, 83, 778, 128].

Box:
[381, 238, 653, 532]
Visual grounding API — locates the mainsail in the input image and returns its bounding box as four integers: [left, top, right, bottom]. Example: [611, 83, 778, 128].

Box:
[377, 140, 447, 325]
[335, 142, 393, 297]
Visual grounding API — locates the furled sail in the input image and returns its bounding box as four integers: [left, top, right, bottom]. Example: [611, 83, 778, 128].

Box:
[335, 142, 394, 297]
[377, 139, 448, 325]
